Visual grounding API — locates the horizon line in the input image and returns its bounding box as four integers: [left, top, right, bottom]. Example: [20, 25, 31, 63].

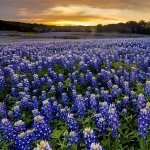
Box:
[1, 19, 149, 27]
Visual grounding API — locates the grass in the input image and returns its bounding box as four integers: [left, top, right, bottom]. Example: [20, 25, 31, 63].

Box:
[53, 35, 80, 39]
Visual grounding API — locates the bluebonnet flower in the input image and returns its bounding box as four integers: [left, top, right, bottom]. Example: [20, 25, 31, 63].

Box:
[122, 96, 129, 109]
[98, 69, 110, 85]
[17, 82, 23, 90]
[41, 91, 47, 101]
[114, 75, 119, 85]
[33, 115, 52, 141]
[20, 95, 32, 110]
[124, 58, 129, 67]
[74, 71, 79, 79]
[138, 71, 147, 83]
[32, 109, 41, 117]
[131, 98, 138, 112]
[65, 60, 73, 70]
[145, 81, 150, 97]
[0, 76, 5, 89]
[48, 68, 54, 77]
[41, 99, 54, 123]
[16, 132, 29, 150]
[101, 90, 111, 103]
[146, 102, 150, 118]
[23, 78, 30, 88]
[111, 85, 122, 98]
[62, 93, 69, 106]
[107, 80, 113, 88]
[108, 104, 120, 137]
[1, 118, 17, 142]
[117, 66, 124, 77]
[33, 74, 40, 88]
[137, 93, 146, 109]
[123, 81, 130, 94]
[90, 142, 103, 150]
[58, 82, 64, 93]
[84, 91, 90, 108]
[66, 113, 78, 130]
[94, 59, 100, 72]
[137, 107, 149, 138]
[48, 85, 56, 95]
[41, 76, 47, 85]
[49, 96, 56, 106]
[58, 73, 64, 82]
[129, 91, 136, 100]
[32, 96, 39, 109]
[14, 120, 26, 134]
[16, 132, 30, 150]
[58, 107, 66, 120]
[0, 102, 7, 118]
[67, 131, 79, 147]
[12, 105, 22, 120]
[83, 127, 97, 149]
[89, 94, 98, 111]
[53, 101, 61, 116]
[37, 66, 42, 72]
[67, 82, 73, 92]
[106, 59, 111, 70]
[33, 140, 52, 150]
[130, 67, 138, 84]
[11, 87, 18, 97]
[73, 79, 78, 86]
[98, 102, 109, 118]
[91, 77, 97, 88]
[16, 131, 35, 150]
[33, 89, 38, 96]
[94, 113, 107, 135]
[123, 70, 129, 81]
[95, 88, 100, 95]
[47, 78, 53, 88]
[19, 91, 26, 99]
[25, 129, 36, 147]
[94, 113, 102, 123]
[71, 72, 77, 80]
[24, 87, 30, 94]
[74, 94, 86, 117]
[59, 107, 71, 120]
[79, 61, 88, 72]
[86, 70, 93, 84]
[121, 108, 127, 115]
[116, 100, 121, 112]
[11, 74, 19, 86]
[80, 73, 85, 85]
[3, 67, 11, 78]
[72, 89, 77, 102]
[87, 86, 92, 93]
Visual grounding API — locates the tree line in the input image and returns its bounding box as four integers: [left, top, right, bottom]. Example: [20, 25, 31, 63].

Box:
[0, 20, 150, 34]
[0, 20, 51, 32]
[96, 21, 150, 34]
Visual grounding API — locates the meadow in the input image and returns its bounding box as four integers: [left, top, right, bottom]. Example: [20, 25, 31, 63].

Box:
[0, 38, 150, 150]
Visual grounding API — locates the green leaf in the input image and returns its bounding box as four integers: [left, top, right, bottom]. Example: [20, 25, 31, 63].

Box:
[71, 144, 77, 150]
[51, 128, 66, 139]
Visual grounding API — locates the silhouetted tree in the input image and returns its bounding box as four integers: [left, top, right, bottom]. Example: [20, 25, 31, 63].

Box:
[0, 20, 150, 34]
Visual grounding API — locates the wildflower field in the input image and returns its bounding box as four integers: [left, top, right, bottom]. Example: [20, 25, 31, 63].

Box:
[0, 38, 150, 150]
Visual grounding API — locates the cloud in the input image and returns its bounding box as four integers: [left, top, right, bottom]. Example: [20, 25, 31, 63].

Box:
[1, 0, 149, 12]
[0, 0, 149, 25]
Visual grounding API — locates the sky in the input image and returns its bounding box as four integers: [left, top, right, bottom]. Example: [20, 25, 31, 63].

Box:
[0, 0, 150, 26]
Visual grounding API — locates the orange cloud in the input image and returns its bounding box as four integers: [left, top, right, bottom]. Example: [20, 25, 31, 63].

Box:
[0, 0, 149, 25]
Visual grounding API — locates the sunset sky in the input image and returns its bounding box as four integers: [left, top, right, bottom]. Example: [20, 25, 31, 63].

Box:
[0, 0, 150, 26]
